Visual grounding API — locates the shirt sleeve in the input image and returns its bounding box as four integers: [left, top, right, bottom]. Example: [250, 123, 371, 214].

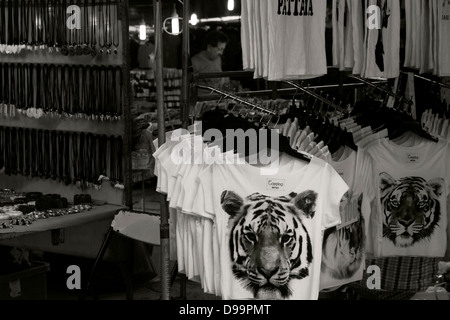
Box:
[181, 165, 201, 214]
[169, 162, 188, 209]
[355, 148, 376, 203]
[158, 145, 178, 195]
[190, 164, 215, 220]
[322, 163, 349, 230]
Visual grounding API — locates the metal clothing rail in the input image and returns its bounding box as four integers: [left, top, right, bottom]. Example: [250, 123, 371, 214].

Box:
[196, 66, 350, 80]
[348, 74, 414, 106]
[283, 80, 343, 111]
[195, 70, 255, 79]
[411, 73, 450, 91]
[196, 81, 388, 101]
[196, 84, 277, 115]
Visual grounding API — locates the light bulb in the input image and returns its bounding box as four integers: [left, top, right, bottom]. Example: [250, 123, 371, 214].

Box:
[172, 12, 180, 35]
[139, 22, 146, 41]
[170, 3, 181, 35]
[227, 0, 234, 11]
[190, 13, 198, 26]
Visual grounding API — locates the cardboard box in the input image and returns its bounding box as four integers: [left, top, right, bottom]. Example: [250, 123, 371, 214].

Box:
[0, 262, 50, 300]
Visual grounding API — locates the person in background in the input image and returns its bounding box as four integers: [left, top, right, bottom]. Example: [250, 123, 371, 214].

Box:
[191, 30, 230, 94]
[138, 39, 155, 69]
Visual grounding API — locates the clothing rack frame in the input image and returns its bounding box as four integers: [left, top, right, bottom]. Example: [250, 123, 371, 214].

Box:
[153, 0, 171, 301]
[283, 80, 344, 112]
[152, 0, 192, 301]
[348, 74, 414, 106]
[195, 84, 277, 116]
[404, 72, 450, 91]
[195, 81, 387, 102]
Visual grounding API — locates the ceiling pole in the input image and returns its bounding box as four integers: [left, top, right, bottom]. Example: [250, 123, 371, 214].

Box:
[153, 0, 171, 301]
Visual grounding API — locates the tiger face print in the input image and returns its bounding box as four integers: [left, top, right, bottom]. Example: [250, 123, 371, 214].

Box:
[220, 190, 317, 299]
[379, 173, 444, 248]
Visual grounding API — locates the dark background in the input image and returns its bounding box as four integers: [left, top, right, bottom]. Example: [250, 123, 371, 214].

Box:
[128, 0, 242, 70]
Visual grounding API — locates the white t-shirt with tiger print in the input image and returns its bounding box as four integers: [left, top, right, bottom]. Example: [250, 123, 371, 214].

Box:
[364, 138, 450, 258]
[196, 154, 348, 300]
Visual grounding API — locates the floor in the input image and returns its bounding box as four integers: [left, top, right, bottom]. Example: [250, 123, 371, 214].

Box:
[46, 266, 216, 301]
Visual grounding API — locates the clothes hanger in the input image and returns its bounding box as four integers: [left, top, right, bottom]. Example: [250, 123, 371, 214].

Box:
[254, 112, 311, 163]
[444, 92, 450, 119]
[200, 91, 310, 163]
[352, 92, 440, 142]
[276, 131, 312, 163]
[387, 114, 439, 142]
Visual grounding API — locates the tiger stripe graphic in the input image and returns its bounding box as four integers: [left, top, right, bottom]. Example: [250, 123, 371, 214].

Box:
[379, 173, 444, 248]
[220, 190, 317, 299]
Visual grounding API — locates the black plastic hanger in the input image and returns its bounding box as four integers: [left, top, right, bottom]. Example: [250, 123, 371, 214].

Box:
[277, 133, 312, 163]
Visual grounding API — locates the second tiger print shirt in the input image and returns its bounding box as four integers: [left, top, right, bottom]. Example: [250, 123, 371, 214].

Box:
[364, 137, 450, 258]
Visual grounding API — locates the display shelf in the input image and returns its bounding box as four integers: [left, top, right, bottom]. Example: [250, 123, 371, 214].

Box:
[131, 68, 182, 111]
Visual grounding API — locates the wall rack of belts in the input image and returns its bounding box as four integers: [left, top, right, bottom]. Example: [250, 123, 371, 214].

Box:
[0, 0, 132, 207]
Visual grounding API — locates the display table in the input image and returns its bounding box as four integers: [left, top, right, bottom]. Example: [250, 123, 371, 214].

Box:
[0, 204, 125, 240]
[0, 204, 160, 300]
[0, 204, 128, 260]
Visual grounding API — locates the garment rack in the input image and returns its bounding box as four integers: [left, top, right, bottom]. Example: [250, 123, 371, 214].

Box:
[196, 81, 388, 102]
[196, 84, 277, 116]
[406, 73, 450, 91]
[283, 80, 344, 112]
[348, 74, 414, 106]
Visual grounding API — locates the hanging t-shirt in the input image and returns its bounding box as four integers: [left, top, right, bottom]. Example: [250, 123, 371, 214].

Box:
[362, 0, 400, 79]
[267, 0, 328, 80]
[365, 138, 450, 258]
[241, 0, 252, 71]
[332, 0, 341, 68]
[153, 131, 191, 195]
[252, 0, 263, 79]
[259, 0, 270, 79]
[403, 0, 413, 68]
[432, 0, 440, 75]
[413, 0, 422, 70]
[154, 132, 204, 264]
[350, 0, 365, 75]
[320, 148, 375, 290]
[332, 0, 351, 70]
[419, 0, 434, 74]
[333, 0, 354, 71]
[172, 143, 232, 293]
[247, 0, 256, 71]
[196, 154, 348, 300]
[438, 0, 450, 76]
